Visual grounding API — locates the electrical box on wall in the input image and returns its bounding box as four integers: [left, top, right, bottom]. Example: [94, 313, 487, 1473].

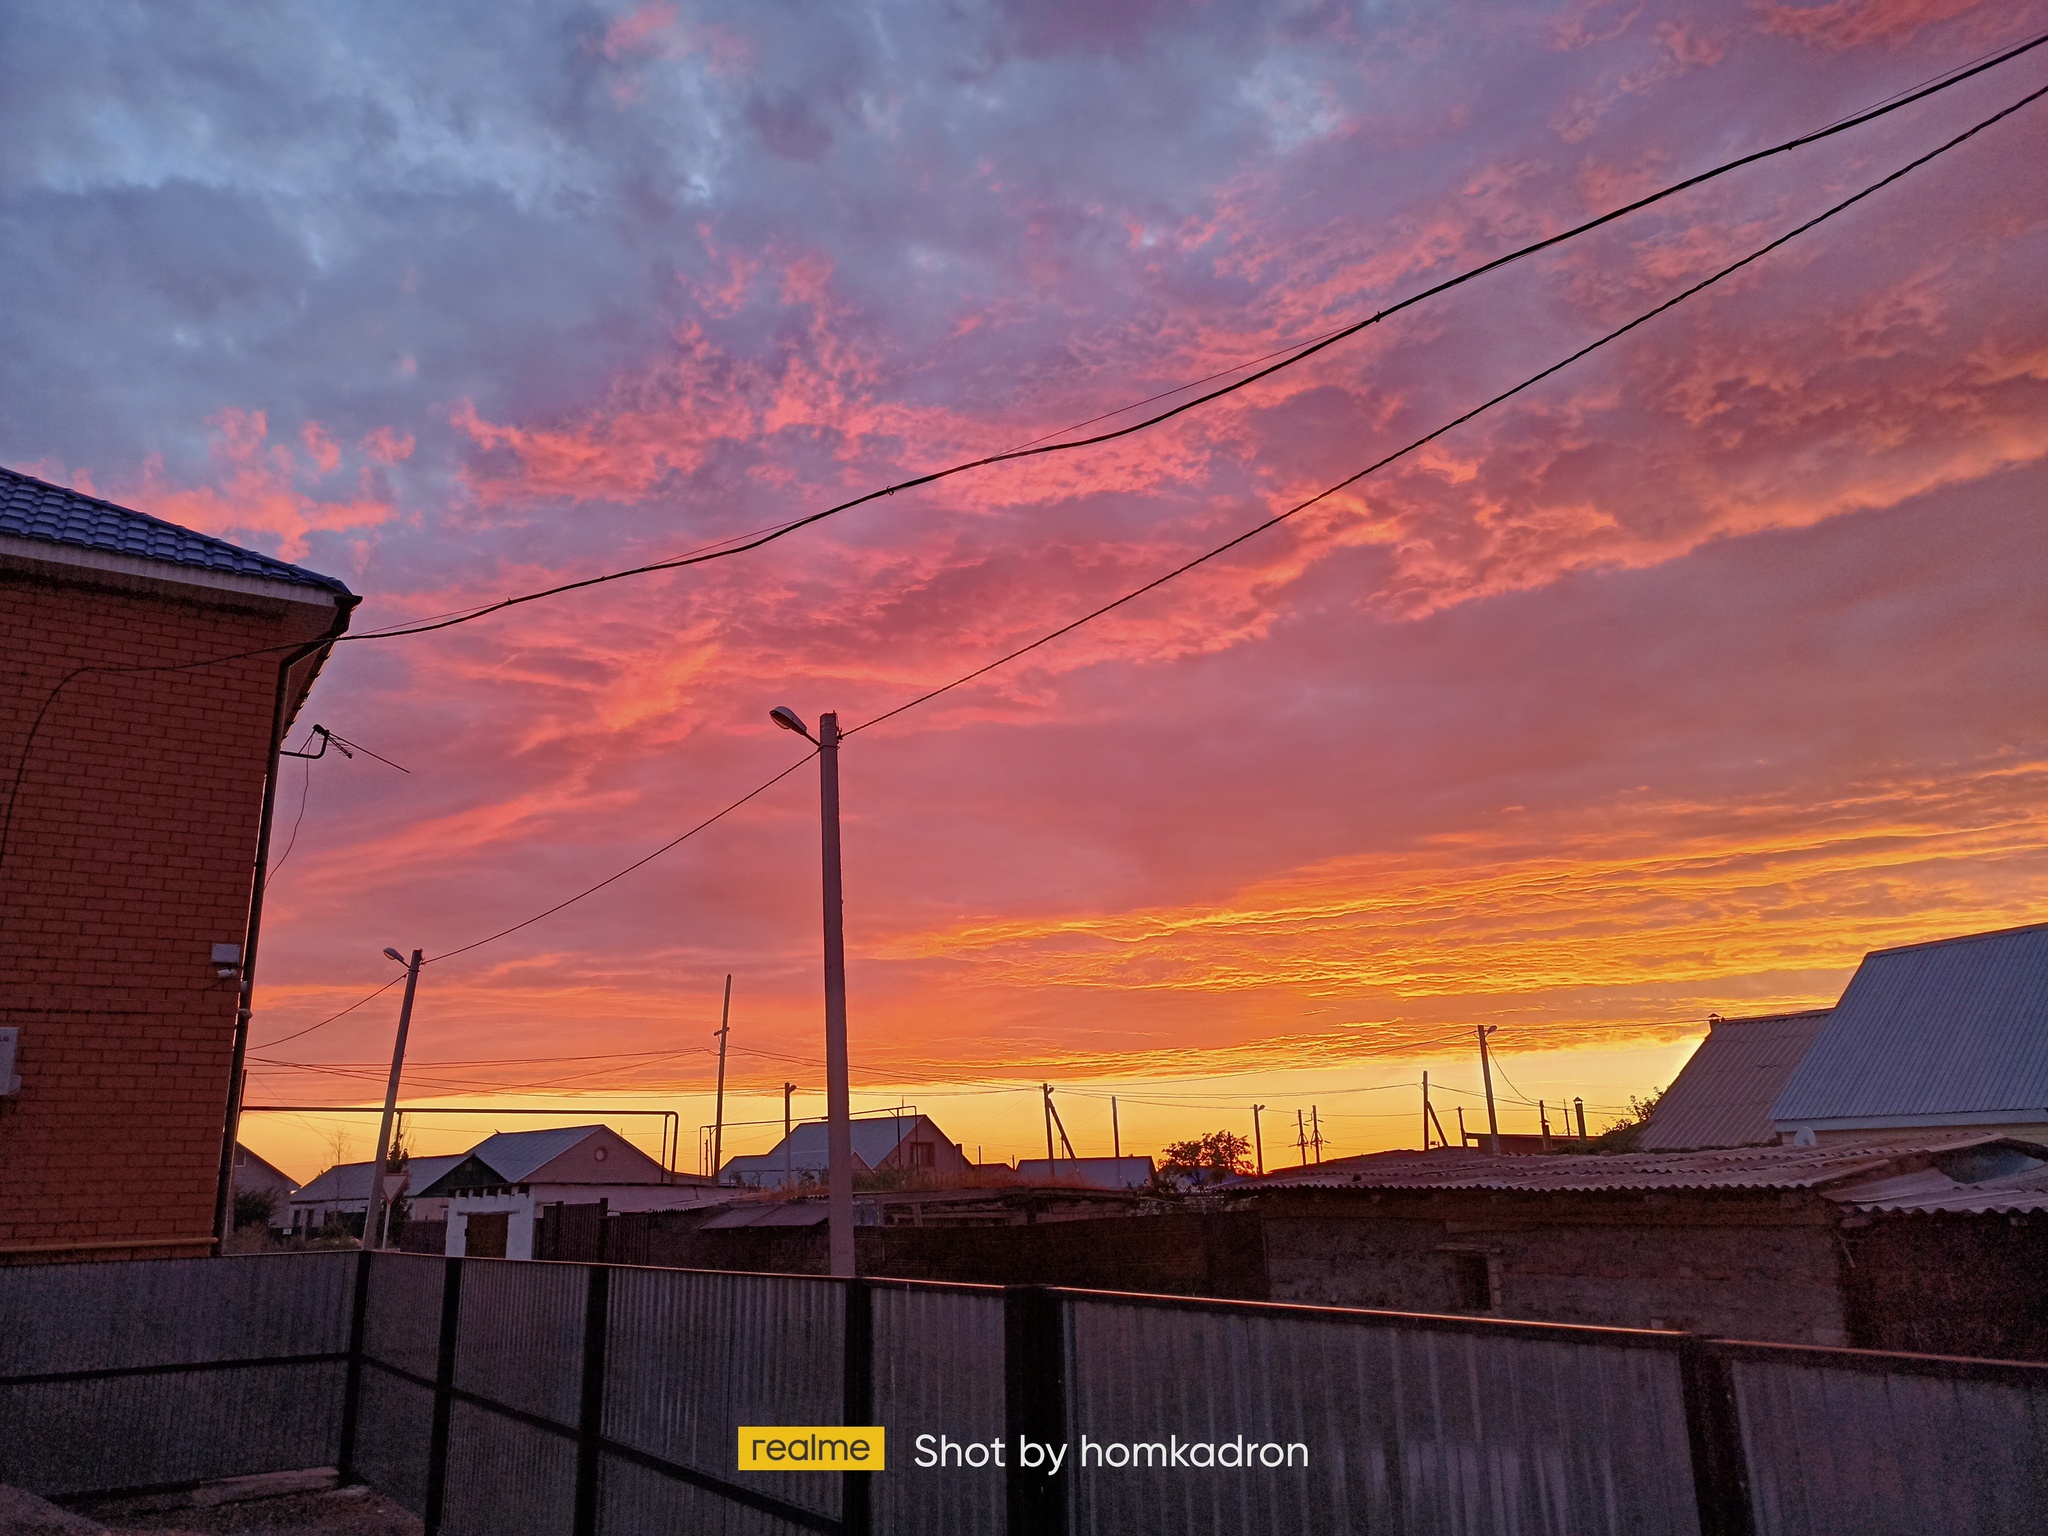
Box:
[0, 1026, 19, 1096]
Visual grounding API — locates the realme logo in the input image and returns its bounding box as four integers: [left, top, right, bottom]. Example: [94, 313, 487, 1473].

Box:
[737, 1427, 885, 1470]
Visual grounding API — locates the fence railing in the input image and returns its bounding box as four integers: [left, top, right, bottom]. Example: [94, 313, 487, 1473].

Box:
[4, 1249, 2047, 1535]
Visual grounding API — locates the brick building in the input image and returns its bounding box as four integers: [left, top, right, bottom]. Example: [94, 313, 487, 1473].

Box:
[0, 466, 354, 1261]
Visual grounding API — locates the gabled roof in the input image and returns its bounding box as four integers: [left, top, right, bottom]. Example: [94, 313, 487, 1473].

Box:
[1638, 1009, 1832, 1151]
[720, 1114, 934, 1181]
[233, 1144, 300, 1192]
[0, 464, 351, 596]
[1772, 922, 2048, 1128]
[458, 1124, 675, 1184]
[290, 1153, 467, 1205]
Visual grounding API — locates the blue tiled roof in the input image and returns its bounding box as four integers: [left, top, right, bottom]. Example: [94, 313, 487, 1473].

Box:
[0, 463, 351, 594]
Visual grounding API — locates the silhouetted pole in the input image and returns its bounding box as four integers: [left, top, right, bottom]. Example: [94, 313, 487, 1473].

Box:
[783, 1081, 796, 1190]
[1042, 1083, 1056, 1167]
[1477, 1025, 1501, 1154]
[1111, 1096, 1121, 1160]
[771, 706, 855, 1275]
[363, 948, 421, 1251]
[1421, 1073, 1431, 1149]
[1252, 1104, 1265, 1174]
[710, 974, 732, 1180]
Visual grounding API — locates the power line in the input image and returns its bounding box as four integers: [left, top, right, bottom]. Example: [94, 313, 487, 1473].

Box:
[848, 82, 2047, 739]
[302, 30, 2048, 646]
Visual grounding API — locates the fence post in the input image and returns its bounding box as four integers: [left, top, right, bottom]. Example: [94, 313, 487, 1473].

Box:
[842, 1276, 873, 1536]
[573, 1264, 611, 1536]
[1004, 1285, 1069, 1536]
[336, 1248, 374, 1482]
[422, 1257, 464, 1536]
[1679, 1337, 1755, 1536]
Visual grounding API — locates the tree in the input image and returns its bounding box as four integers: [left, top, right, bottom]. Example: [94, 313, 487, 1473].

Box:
[233, 1187, 279, 1231]
[1161, 1130, 1254, 1176]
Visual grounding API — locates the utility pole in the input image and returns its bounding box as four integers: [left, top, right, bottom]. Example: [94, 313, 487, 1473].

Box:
[1539, 1099, 1551, 1153]
[363, 948, 421, 1253]
[1296, 1109, 1308, 1167]
[783, 1082, 796, 1190]
[1251, 1104, 1265, 1175]
[1477, 1025, 1501, 1155]
[772, 706, 855, 1279]
[1575, 1097, 1588, 1142]
[1111, 1096, 1121, 1161]
[1042, 1082, 1057, 1167]
[1422, 1073, 1431, 1150]
[1310, 1106, 1323, 1163]
[710, 974, 733, 1183]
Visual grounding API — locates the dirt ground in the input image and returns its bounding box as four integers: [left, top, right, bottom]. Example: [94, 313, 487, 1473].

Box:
[63, 1486, 421, 1536]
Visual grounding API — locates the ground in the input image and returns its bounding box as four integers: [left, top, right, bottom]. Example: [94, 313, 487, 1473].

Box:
[61, 1486, 420, 1536]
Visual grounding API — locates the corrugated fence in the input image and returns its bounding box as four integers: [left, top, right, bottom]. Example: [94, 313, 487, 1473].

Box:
[3, 1249, 2046, 1534]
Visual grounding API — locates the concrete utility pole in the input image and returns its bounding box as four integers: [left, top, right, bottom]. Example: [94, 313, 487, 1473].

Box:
[1310, 1106, 1323, 1163]
[1477, 1025, 1501, 1154]
[1111, 1096, 1121, 1161]
[771, 706, 855, 1277]
[783, 1081, 796, 1190]
[1575, 1096, 1588, 1142]
[1043, 1082, 1057, 1167]
[1422, 1073, 1431, 1149]
[710, 974, 732, 1181]
[1296, 1109, 1308, 1167]
[363, 947, 421, 1252]
[1251, 1104, 1265, 1175]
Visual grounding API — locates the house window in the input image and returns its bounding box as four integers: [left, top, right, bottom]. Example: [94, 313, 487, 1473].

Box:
[908, 1141, 935, 1168]
[1448, 1251, 1492, 1313]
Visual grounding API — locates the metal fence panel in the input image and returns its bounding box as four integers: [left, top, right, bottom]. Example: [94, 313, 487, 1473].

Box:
[601, 1266, 844, 1524]
[453, 1258, 588, 1428]
[870, 1283, 1005, 1536]
[0, 1252, 353, 1497]
[440, 1397, 577, 1536]
[364, 1250, 448, 1380]
[1733, 1357, 2048, 1536]
[351, 1366, 436, 1515]
[598, 1452, 831, 1536]
[1064, 1298, 1702, 1536]
[0, 1250, 353, 1374]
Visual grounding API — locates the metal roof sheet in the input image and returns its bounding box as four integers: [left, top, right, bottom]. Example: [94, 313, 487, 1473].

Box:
[0, 464, 351, 594]
[1241, 1136, 2020, 1196]
[1834, 1143, 2048, 1215]
[720, 1114, 929, 1178]
[1638, 1009, 1832, 1150]
[1771, 922, 2048, 1126]
[463, 1124, 609, 1183]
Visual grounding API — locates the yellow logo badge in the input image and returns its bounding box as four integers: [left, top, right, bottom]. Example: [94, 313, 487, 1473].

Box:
[737, 1427, 885, 1471]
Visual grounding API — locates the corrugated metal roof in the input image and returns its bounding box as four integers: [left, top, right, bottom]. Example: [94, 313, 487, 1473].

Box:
[720, 1114, 928, 1180]
[290, 1153, 467, 1205]
[1771, 922, 2048, 1126]
[464, 1124, 607, 1183]
[1241, 1136, 2020, 1196]
[1638, 1009, 1832, 1150]
[1834, 1142, 2048, 1215]
[0, 463, 351, 594]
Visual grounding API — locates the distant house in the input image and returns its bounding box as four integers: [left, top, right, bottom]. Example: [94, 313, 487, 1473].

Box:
[1639, 1009, 1833, 1151]
[231, 1145, 299, 1214]
[1772, 923, 2048, 1144]
[437, 1125, 717, 1260]
[720, 1113, 970, 1189]
[287, 1152, 469, 1236]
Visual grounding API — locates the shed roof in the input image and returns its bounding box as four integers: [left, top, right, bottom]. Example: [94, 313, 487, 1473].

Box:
[0, 464, 351, 595]
[1771, 922, 2048, 1128]
[1638, 1009, 1832, 1150]
[1240, 1137, 2021, 1197]
[464, 1125, 608, 1183]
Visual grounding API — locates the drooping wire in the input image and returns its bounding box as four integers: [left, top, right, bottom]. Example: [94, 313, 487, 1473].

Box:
[849, 81, 2048, 738]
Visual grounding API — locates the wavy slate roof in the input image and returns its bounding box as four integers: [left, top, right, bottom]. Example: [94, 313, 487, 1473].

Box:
[1240, 1137, 2015, 1196]
[721, 1114, 931, 1181]
[1638, 1009, 1832, 1151]
[1771, 922, 2048, 1127]
[0, 463, 351, 595]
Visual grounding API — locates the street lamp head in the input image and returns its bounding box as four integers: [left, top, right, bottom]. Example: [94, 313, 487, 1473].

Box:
[383, 947, 406, 964]
[769, 706, 814, 740]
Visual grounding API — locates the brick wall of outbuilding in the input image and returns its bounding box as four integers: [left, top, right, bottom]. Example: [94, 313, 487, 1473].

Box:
[0, 551, 339, 1260]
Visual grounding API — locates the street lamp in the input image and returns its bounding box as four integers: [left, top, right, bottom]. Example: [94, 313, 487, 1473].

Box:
[363, 946, 423, 1251]
[1477, 1025, 1501, 1155]
[771, 706, 855, 1278]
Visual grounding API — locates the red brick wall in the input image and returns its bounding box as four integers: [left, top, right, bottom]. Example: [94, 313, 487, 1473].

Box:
[0, 553, 340, 1260]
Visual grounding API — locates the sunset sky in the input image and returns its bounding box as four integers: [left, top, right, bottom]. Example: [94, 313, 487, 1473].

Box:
[6, 0, 2047, 1180]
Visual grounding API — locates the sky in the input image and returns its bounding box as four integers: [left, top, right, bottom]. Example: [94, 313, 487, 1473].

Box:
[5, 0, 2047, 1180]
